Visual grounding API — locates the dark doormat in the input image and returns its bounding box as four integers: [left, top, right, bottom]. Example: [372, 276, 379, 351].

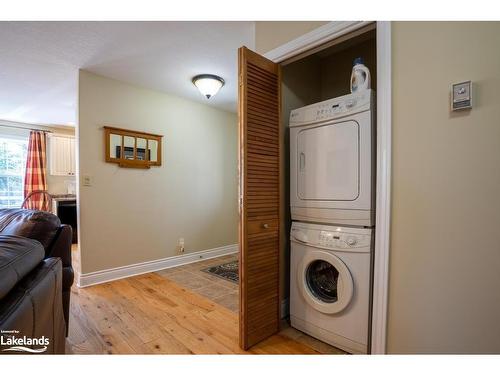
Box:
[202, 261, 239, 284]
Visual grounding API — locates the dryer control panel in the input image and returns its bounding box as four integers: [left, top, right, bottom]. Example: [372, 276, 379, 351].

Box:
[289, 89, 374, 127]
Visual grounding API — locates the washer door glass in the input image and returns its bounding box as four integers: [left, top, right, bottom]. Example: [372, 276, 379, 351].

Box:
[298, 250, 354, 314]
[306, 260, 339, 303]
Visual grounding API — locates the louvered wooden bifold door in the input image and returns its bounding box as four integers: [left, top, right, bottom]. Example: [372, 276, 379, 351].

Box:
[238, 46, 281, 350]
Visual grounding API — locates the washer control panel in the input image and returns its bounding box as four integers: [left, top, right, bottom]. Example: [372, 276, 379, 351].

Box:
[318, 231, 370, 249]
[291, 222, 372, 252]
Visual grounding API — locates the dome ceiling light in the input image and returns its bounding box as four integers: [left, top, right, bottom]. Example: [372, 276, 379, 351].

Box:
[192, 74, 225, 99]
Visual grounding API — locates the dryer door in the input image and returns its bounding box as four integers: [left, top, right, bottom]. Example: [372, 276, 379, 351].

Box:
[297, 250, 354, 314]
[297, 120, 359, 201]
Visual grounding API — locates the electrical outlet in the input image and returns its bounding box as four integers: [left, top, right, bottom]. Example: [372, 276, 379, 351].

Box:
[178, 238, 185, 254]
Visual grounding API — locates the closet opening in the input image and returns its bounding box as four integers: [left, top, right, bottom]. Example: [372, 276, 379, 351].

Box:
[280, 24, 377, 353]
[238, 22, 381, 352]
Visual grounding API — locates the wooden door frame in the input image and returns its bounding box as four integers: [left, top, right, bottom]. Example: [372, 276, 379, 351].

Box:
[263, 21, 392, 354]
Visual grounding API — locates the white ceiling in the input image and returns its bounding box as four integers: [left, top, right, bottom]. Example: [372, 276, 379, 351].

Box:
[0, 21, 255, 126]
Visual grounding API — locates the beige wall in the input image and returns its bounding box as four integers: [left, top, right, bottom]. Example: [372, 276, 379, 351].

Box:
[78, 71, 238, 274]
[388, 21, 500, 353]
[255, 21, 329, 54]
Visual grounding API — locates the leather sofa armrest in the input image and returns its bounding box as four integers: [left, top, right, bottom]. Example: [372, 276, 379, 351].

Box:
[0, 258, 66, 354]
[46, 224, 72, 269]
[45, 224, 73, 335]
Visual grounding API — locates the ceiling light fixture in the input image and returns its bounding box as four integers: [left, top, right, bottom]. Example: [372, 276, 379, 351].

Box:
[192, 74, 225, 99]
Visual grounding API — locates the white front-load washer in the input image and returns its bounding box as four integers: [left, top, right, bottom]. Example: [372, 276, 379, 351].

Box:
[289, 90, 375, 226]
[290, 221, 373, 354]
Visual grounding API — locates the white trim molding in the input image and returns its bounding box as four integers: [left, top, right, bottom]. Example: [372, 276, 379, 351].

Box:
[78, 244, 238, 288]
[263, 21, 392, 354]
[264, 21, 372, 63]
[371, 21, 392, 354]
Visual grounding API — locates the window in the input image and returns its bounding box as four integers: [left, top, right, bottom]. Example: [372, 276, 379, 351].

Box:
[0, 137, 28, 208]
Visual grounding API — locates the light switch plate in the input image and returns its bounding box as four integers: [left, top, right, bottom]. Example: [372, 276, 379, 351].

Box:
[82, 175, 92, 187]
[451, 81, 472, 111]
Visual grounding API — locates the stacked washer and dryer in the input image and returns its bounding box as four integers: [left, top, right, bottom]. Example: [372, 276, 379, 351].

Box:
[289, 89, 375, 354]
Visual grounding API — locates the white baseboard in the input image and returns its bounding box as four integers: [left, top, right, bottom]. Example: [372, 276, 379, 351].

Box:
[78, 243, 238, 288]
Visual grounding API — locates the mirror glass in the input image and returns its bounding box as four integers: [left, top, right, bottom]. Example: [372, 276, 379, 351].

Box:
[149, 140, 158, 162]
[123, 136, 135, 160]
[109, 134, 122, 159]
[136, 138, 147, 161]
[105, 127, 162, 167]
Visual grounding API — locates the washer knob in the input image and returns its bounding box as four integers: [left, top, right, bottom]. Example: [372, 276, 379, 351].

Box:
[346, 237, 357, 246]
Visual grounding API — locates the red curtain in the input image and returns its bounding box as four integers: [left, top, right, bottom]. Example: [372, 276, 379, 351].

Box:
[23, 131, 49, 211]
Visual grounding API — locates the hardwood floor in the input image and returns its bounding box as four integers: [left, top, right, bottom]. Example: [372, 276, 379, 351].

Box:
[67, 247, 344, 354]
[68, 273, 312, 354]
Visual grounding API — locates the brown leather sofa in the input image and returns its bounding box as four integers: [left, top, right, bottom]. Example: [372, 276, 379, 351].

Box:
[0, 235, 66, 354]
[0, 209, 74, 334]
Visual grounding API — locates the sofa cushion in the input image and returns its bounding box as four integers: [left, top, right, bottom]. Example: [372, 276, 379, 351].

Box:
[0, 209, 61, 255]
[0, 235, 45, 299]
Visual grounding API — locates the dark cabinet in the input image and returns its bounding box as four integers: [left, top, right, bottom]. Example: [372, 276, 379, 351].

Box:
[56, 199, 77, 244]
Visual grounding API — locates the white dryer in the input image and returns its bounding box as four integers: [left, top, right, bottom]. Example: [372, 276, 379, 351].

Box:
[289, 90, 375, 227]
[290, 221, 373, 354]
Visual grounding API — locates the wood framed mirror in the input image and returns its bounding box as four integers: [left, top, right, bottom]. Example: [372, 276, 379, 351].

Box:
[104, 126, 163, 168]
